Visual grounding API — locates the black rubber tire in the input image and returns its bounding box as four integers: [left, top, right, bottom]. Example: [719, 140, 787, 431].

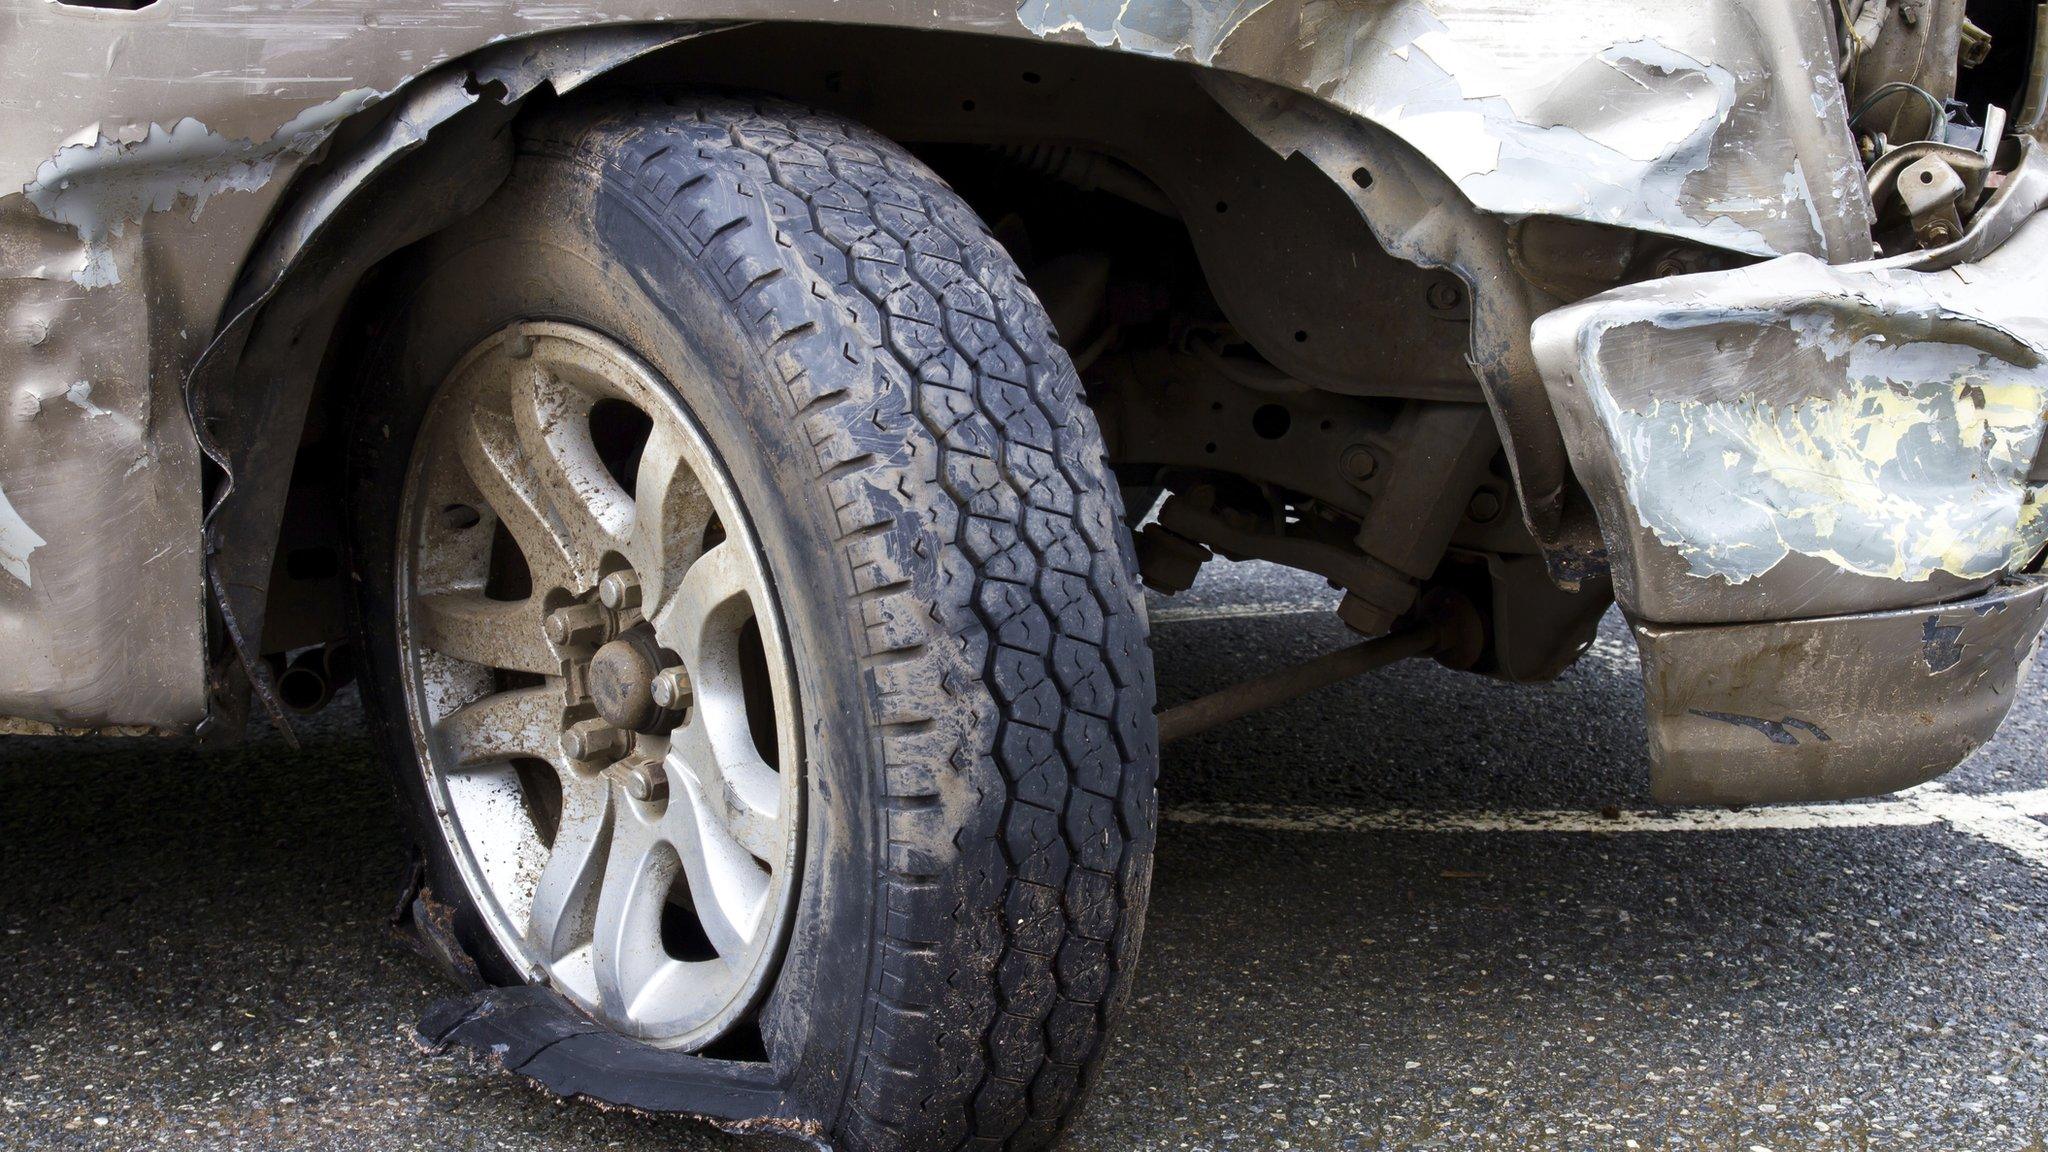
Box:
[347, 94, 1158, 1151]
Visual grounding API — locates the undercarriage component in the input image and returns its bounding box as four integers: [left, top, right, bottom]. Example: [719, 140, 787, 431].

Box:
[1155, 594, 1482, 744]
[1134, 522, 1210, 594]
[1638, 576, 2048, 805]
[1095, 335, 1507, 633]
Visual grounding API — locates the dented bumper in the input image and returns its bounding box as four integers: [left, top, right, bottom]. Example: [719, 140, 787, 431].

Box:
[1635, 577, 2048, 805]
[1536, 158, 2048, 802]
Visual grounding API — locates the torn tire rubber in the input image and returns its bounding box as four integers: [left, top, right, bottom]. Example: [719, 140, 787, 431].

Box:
[348, 94, 1159, 1150]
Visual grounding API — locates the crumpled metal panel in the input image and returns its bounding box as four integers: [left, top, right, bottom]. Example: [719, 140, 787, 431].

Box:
[1535, 153, 2048, 625]
[1636, 576, 2048, 805]
[1021, 0, 1875, 261]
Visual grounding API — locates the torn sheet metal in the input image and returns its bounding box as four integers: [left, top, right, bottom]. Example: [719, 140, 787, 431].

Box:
[1536, 208, 2048, 625]
[1020, 0, 1874, 261]
[1636, 576, 2048, 805]
[25, 88, 379, 287]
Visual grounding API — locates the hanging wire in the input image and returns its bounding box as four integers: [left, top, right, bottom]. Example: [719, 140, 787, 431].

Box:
[1849, 81, 1950, 142]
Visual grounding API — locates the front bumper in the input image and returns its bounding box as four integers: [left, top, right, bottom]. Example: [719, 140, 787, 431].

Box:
[1535, 143, 2048, 803]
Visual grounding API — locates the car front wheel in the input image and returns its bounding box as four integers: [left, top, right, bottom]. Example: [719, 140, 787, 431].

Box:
[347, 95, 1159, 1151]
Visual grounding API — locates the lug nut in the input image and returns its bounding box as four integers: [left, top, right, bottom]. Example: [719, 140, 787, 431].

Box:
[544, 603, 609, 647]
[651, 666, 693, 712]
[609, 754, 668, 802]
[561, 718, 624, 762]
[598, 570, 643, 611]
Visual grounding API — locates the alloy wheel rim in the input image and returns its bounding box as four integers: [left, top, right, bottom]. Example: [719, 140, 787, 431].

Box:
[395, 321, 802, 1049]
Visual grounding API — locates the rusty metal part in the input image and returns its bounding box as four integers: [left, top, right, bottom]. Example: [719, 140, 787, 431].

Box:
[1637, 576, 2048, 805]
[2019, 4, 2048, 135]
[1895, 154, 1967, 245]
[1846, 0, 1965, 145]
[1156, 594, 1480, 743]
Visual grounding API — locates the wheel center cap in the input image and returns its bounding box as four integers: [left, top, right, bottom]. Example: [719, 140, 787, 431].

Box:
[588, 627, 672, 733]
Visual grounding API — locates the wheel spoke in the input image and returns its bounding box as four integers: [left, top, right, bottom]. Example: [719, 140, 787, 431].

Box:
[527, 778, 612, 961]
[433, 686, 566, 771]
[668, 716, 782, 864]
[651, 541, 753, 666]
[626, 422, 716, 617]
[509, 367, 635, 580]
[414, 591, 560, 676]
[590, 799, 674, 1023]
[719, 754, 785, 863]
[665, 761, 773, 956]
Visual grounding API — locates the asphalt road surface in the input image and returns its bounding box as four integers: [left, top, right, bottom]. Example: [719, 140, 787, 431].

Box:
[7, 561, 2048, 1150]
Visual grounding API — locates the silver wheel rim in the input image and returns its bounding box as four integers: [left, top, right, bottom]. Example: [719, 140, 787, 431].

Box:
[396, 321, 803, 1049]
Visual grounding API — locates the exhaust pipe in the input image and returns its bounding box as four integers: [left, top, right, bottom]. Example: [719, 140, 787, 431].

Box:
[274, 642, 353, 715]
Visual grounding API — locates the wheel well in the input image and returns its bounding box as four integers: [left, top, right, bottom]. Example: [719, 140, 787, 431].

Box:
[235, 23, 1593, 710]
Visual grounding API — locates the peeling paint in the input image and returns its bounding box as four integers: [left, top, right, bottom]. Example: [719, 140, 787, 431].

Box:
[1586, 318, 2048, 585]
[1922, 615, 1966, 672]
[1016, 0, 1271, 63]
[1686, 709, 1831, 746]
[1536, 214, 2048, 620]
[0, 484, 45, 587]
[22, 89, 380, 287]
[1346, 16, 1775, 255]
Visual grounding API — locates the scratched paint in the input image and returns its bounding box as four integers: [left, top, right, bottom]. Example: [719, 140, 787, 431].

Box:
[1016, 0, 1871, 259]
[22, 89, 380, 287]
[1345, 15, 1773, 255]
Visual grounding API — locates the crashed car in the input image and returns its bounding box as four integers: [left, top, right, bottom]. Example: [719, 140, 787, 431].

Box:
[3, 0, 2044, 1145]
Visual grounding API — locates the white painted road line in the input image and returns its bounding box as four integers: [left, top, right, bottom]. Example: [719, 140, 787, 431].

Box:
[1165, 784, 2048, 871]
[1151, 600, 2048, 869]
[1149, 602, 1333, 624]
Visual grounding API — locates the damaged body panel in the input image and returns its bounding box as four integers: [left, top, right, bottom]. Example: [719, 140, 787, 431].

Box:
[1536, 165, 2048, 624]
[1536, 136, 2048, 802]
[1636, 576, 2048, 805]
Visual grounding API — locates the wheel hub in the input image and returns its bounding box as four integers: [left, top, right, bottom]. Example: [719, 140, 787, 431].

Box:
[587, 624, 681, 734]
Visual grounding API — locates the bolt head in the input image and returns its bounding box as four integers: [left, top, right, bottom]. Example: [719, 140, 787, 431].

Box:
[544, 604, 608, 647]
[561, 718, 623, 762]
[1466, 489, 1503, 524]
[598, 570, 643, 611]
[621, 756, 668, 802]
[651, 666, 693, 711]
[1340, 445, 1379, 484]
